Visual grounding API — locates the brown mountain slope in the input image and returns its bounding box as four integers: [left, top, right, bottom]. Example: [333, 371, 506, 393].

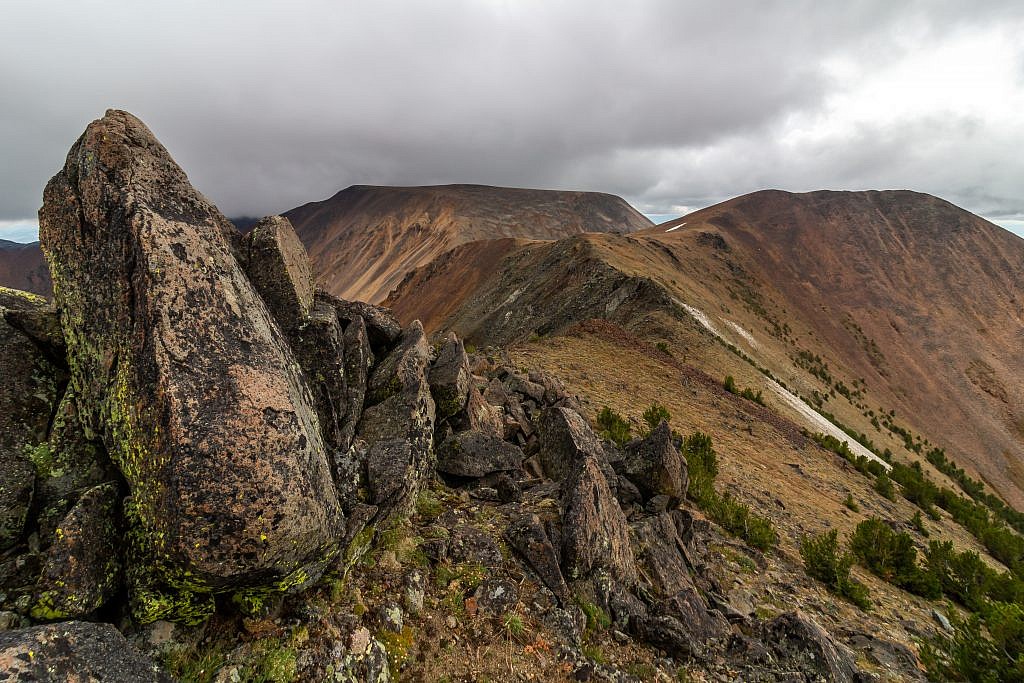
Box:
[387, 189, 1024, 508]
[0, 240, 50, 297]
[284, 184, 652, 303]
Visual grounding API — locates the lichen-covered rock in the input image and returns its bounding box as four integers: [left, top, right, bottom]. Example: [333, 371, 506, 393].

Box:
[474, 577, 519, 616]
[330, 299, 402, 355]
[339, 314, 373, 452]
[620, 420, 687, 505]
[357, 322, 435, 522]
[428, 332, 471, 419]
[34, 387, 115, 546]
[436, 430, 523, 478]
[0, 290, 62, 551]
[31, 482, 121, 620]
[447, 383, 505, 439]
[38, 110, 343, 623]
[504, 513, 570, 605]
[759, 611, 863, 683]
[538, 407, 607, 482]
[241, 215, 314, 332]
[560, 456, 637, 584]
[0, 621, 170, 682]
[291, 297, 348, 452]
[332, 627, 392, 683]
[0, 287, 65, 363]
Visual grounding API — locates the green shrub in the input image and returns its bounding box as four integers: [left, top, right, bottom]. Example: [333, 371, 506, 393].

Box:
[655, 341, 671, 355]
[682, 431, 718, 505]
[642, 402, 671, 432]
[843, 494, 859, 512]
[911, 510, 929, 537]
[800, 529, 871, 610]
[680, 431, 775, 551]
[724, 375, 765, 405]
[596, 407, 632, 447]
[920, 612, 1003, 683]
[874, 472, 896, 501]
[849, 517, 939, 598]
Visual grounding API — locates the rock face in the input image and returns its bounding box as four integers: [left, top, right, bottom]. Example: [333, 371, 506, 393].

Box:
[0, 289, 61, 551]
[31, 482, 121, 621]
[38, 110, 343, 622]
[436, 430, 523, 478]
[538, 407, 607, 482]
[0, 621, 170, 682]
[241, 216, 315, 332]
[560, 456, 638, 584]
[619, 421, 688, 504]
[356, 321, 436, 522]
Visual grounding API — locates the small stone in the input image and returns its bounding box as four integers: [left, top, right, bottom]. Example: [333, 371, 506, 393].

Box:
[404, 570, 425, 615]
[474, 578, 519, 616]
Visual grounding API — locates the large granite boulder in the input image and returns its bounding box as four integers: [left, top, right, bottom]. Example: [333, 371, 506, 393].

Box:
[0, 621, 170, 682]
[0, 289, 62, 551]
[38, 110, 343, 623]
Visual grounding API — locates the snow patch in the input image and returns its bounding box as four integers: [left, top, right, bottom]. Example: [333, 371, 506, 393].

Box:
[670, 298, 890, 471]
[665, 222, 686, 232]
[726, 320, 758, 348]
[767, 381, 891, 471]
[673, 299, 720, 336]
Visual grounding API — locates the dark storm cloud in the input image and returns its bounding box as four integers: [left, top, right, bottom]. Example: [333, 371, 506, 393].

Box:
[2, 0, 1024, 236]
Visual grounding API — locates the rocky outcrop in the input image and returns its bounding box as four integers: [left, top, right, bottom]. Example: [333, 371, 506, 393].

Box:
[436, 430, 523, 478]
[356, 321, 436, 522]
[0, 621, 170, 682]
[428, 332, 471, 419]
[38, 110, 343, 622]
[31, 483, 121, 620]
[0, 289, 61, 551]
[618, 420, 688, 505]
[241, 215, 315, 332]
[538, 407, 607, 482]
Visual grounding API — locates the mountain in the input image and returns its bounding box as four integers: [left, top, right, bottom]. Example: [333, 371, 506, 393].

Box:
[387, 189, 1024, 509]
[284, 183, 653, 303]
[0, 240, 50, 297]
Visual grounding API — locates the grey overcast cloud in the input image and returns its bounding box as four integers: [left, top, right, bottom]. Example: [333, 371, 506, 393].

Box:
[2, 0, 1024, 241]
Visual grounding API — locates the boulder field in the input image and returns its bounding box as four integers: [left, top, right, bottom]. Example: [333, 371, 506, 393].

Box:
[0, 111, 891, 681]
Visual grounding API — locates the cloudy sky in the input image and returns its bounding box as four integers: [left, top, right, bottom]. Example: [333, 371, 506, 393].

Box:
[2, 0, 1024, 241]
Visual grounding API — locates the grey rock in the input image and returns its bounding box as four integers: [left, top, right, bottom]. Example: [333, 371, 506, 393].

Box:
[330, 299, 402, 355]
[357, 321, 435, 522]
[620, 420, 688, 505]
[291, 296, 348, 452]
[0, 621, 170, 682]
[504, 513, 570, 605]
[474, 577, 519, 616]
[428, 332, 471, 419]
[560, 456, 637, 584]
[32, 482, 121, 620]
[241, 215, 314, 332]
[760, 611, 862, 683]
[436, 430, 524, 478]
[448, 524, 503, 567]
[339, 315, 373, 453]
[538, 407, 606, 482]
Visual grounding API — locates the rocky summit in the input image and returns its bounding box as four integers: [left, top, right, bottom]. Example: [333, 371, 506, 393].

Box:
[0, 109, 1012, 682]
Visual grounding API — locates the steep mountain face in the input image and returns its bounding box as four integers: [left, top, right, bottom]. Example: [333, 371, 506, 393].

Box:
[0, 240, 50, 297]
[666, 190, 1024, 506]
[284, 183, 653, 303]
[388, 190, 1024, 509]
